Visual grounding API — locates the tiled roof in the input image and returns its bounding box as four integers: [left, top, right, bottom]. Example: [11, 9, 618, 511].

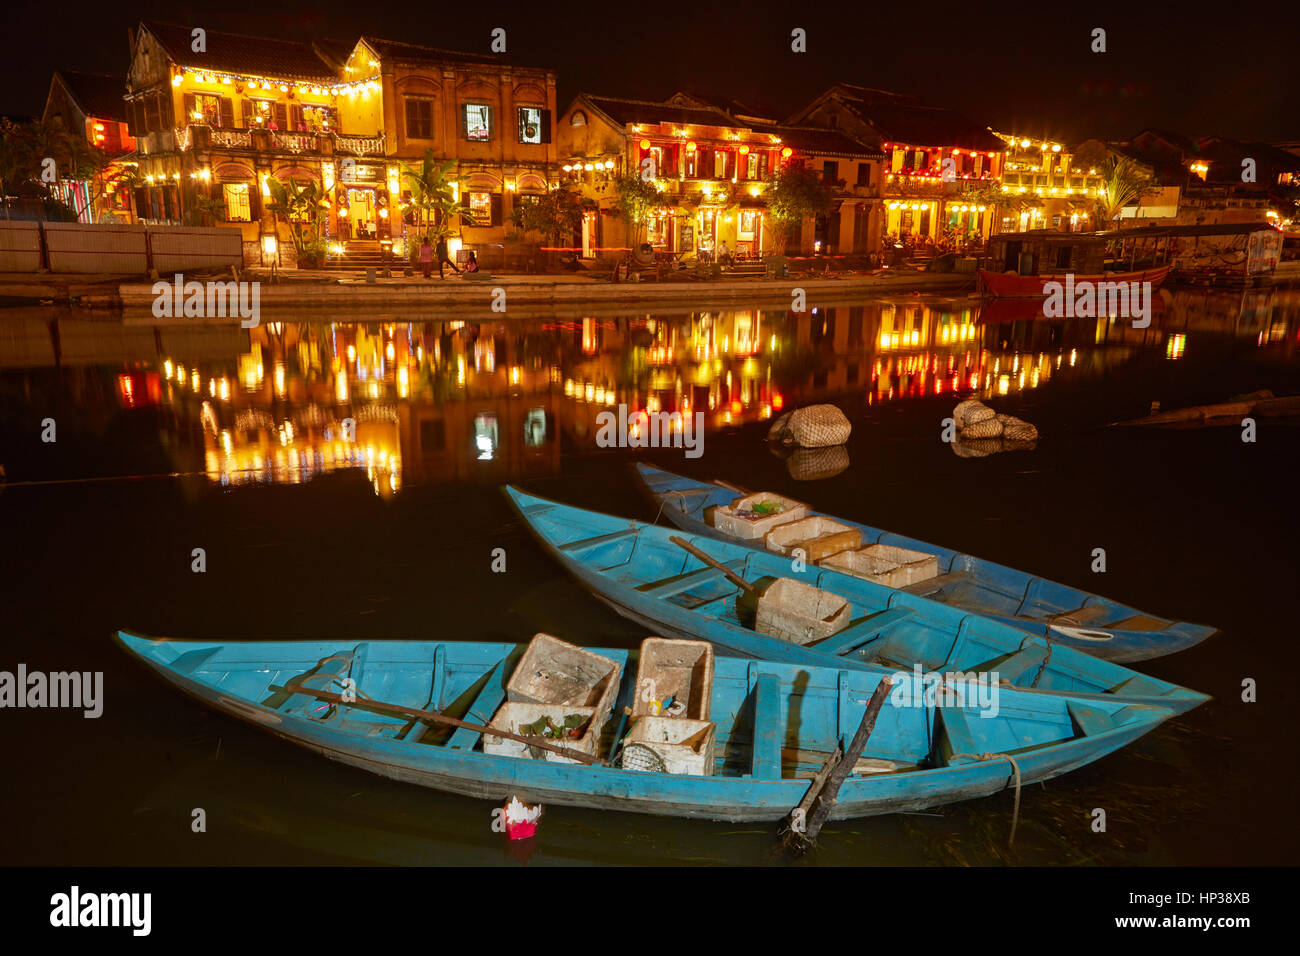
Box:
[55, 70, 129, 122]
[141, 21, 339, 82]
[831, 84, 1004, 152]
[770, 125, 881, 158]
[360, 37, 514, 68]
[581, 95, 742, 130]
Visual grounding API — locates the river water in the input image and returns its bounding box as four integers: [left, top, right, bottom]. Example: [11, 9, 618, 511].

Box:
[2, 286, 1297, 865]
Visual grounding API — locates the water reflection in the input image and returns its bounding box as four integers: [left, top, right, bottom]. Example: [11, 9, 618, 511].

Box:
[2, 286, 1297, 493]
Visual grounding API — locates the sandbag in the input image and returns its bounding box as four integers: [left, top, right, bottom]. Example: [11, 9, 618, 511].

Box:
[770, 404, 851, 448]
[961, 416, 1004, 439]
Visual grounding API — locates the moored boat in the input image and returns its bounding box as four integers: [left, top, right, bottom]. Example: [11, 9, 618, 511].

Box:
[634, 464, 1217, 663]
[978, 265, 1171, 298]
[505, 486, 1209, 713]
[116, 630, 1177, 823]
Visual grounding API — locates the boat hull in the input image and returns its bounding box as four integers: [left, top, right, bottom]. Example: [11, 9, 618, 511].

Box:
[978, 265, 1172, 298]
[634, 464, 1217, 664]
[117, 631, 1173, 823]
[506, 486, 1209, 713]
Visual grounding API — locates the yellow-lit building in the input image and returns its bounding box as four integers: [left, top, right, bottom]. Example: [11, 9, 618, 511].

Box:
[994, 133, 1104, 233]
[556, 92, 883, 261]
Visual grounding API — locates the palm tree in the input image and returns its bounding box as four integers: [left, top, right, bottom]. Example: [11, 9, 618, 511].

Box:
[266, 177, 325, 263]
[399, 148, 458, 242]
[1094, 155, 1156, 224]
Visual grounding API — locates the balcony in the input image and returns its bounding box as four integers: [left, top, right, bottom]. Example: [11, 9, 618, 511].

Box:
[161, 125, 387, 158]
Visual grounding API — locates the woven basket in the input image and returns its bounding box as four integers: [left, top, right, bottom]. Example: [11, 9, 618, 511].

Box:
[786, 445, 850, 480]
[951, 439, 992, 458]
[771, 404, 851, 448]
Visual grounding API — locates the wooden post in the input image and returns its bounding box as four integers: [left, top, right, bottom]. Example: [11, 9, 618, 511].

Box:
[783, 677, 894, 853]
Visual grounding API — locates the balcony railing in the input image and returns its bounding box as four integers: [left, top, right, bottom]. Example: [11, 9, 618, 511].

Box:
[335, 133, 386, 156]
[159, 125, 387, 158]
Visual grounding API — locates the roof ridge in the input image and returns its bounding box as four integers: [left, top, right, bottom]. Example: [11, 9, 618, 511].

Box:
[142, 19, 325, 51]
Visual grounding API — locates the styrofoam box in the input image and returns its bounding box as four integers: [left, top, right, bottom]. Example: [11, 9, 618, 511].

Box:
[822, 544, 940, 588]
[633, 638, 714, 721]
[708, 492, 808, 540]
[764, 516, 863, 563]
[483, 702, 600, 764]
[756, 577, 851, 645]
[626, 716, 716, 776]
[507, 633, 621, 725]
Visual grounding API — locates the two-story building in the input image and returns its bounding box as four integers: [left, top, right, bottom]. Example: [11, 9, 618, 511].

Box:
[125, 21, 386, 265]
[346, 36, 558, 267]
[41, 70, 137, 223]
[555, 92, 882, 262]
[789, 84, 1005, 245]
[994, 133, 1105, 233]
[124, 21, 558, 268]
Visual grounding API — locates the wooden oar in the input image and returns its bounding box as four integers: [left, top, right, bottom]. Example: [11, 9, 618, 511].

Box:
[715, 479, 748, 494]
[783, 676, 895, 853]
[269, 681, 606, 766]
[668, 535, 758, 595]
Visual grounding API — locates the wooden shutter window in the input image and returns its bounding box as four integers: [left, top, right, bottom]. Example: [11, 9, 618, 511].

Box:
[217, 97, 233, 129]
[489, 193, 502, 226]
[540, 109, 551, 144]
[290, 105, 304, 131]
[182, 93, 197, 126]
[273, 102, 288, 131]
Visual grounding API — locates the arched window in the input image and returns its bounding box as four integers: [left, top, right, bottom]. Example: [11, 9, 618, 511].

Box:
[570, 110, 587, 127]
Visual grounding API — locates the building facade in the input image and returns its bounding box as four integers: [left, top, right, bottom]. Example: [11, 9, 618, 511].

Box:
[123, 22, 558, 268]
[994, 133, 1105, 233]
[555, 92, 882, 262]
[789, 84, 1005, 245]
[41, 70, 138, 223]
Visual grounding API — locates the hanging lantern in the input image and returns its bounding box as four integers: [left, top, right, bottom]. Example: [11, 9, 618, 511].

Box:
[686, 141, 697, 152]
[639, 138, 651, 150]
[739, 145, 750, 154]
[781, 147, 793, 158]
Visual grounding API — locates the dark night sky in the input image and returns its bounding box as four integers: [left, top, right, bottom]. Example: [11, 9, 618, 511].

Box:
[4, 0, 1296, 144]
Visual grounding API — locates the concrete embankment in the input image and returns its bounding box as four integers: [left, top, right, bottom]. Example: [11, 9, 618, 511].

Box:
[114, 270, 974, 311]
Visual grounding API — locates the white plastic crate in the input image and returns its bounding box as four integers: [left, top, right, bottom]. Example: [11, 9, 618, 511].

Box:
[708, 492, 807, 539]
[822, 544, 940, 589]
[482, 702, 601, 764]
[632, 638, 715, 721]
[507, 633, 621, 725]
[755, 577, 851, 645]
[764, 516, 862, 563]
[626, 716, 716, 776]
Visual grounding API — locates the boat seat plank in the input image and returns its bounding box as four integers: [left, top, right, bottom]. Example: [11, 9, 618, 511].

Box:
[814, 607, 915, 656]
[1067, 701, 1114, 737]
[446, 659, 509, 751]
[637, 559, 747, 599]
[1047, 605, 1110, 626]
[900, 571, 971, 595]
[750, 673, 782, 780]
[559, 528, 639, 553]
[1109, 673, 1169, 698]
[992, 644, 1049, 682]
[939, 707, 981, 765]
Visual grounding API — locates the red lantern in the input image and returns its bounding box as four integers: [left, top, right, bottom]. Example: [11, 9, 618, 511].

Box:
[781, 147, 792, 158]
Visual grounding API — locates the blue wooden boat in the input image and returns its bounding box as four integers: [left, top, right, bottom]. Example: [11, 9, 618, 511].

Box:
[116, 630, 1175, 823]
[634, 464, 1217, 664]
[505, 486, 1209, 714]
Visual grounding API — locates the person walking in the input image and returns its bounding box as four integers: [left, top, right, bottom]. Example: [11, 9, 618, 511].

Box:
[419, 236, 433, 279]
[436, 235, 461, 278]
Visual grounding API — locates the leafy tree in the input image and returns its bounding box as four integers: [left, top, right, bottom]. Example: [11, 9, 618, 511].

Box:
[764, 162, 832, 253]
[511, 185, 589, 247]
[611, 172, 660, 245]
